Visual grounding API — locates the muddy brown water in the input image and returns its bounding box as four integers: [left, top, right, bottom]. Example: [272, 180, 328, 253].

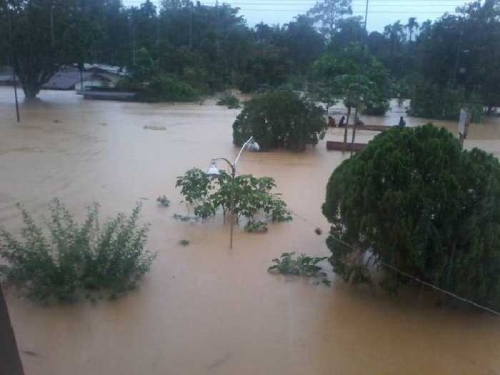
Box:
[1, 88, 500, 375]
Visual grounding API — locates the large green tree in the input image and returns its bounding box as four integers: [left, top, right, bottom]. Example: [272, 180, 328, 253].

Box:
[307, 0, 352, 39]
[405, 17, 419, 42]
[233, 90, 326, 152]
[309, 45, 391, 115]
[323, 124, 500, 308]
[0, 0, 100, 98]
[410, 1, 500, 116]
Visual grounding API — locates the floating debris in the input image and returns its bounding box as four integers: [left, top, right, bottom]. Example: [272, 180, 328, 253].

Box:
[157, 195, 170, 207]
[144, 125, 166, 131]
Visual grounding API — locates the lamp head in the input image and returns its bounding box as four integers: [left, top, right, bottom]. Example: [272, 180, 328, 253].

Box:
[247, 138, 260, 152]
[206, 161, 220, 177]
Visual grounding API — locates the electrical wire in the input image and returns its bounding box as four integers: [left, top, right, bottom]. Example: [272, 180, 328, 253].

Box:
[288, 207, 500, 316]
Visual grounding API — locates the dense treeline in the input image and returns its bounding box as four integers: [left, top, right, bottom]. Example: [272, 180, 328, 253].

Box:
[1, 0, 499, 119]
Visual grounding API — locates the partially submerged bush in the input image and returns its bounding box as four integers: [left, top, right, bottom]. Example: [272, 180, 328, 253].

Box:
[362, 101, 391, 116]
[408, 81, 484, 122]
[157, 195, 170, 207]
[244, 220, 268, 233]
[233, 90, 326, 151]
[268, 252, 330, 286]
[118, 74, 200, 103]
[175, 168, 292, 229]
[322, 124, 500, 308]
[217, 93, 241, 109]
[0, 200, 155, 303]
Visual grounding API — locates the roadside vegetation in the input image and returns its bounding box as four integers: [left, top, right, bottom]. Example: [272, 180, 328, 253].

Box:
[0, 200, 155, 303]
[175, 168, 292, 232]
[322, 124, 500, 308]
[268, 252, 331, 286]
[217, 93, 241, 109]
[3, 0, 499, 119]
[233, 90, 326, 152]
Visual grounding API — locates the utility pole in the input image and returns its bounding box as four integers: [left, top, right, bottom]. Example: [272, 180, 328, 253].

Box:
[156, 15, 160, 52]
[50, 5, 55, 46]
[131, 19, 137, 66]
[6, 2, 20, 122]
[189, 3, 193, 49]
[364, 0, 369, 31]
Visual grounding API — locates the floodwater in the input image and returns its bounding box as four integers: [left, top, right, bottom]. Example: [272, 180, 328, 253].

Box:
[1, 87, 500, 375]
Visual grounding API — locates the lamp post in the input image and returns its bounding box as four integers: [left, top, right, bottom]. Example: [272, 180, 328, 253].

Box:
[206, 137, 260, 249]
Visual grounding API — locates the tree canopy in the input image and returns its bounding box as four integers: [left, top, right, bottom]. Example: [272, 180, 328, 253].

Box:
[1, 0, 499, 118]
[323, 124, 500, 308]
[233, 90, 326, 152]
[0, 0, 100, 98]
[310, 45, 391, 115]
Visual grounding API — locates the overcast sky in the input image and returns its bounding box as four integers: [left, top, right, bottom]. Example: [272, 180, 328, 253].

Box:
[123, 0, 467, 32]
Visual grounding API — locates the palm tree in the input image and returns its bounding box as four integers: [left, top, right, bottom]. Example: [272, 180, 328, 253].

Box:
[384, 21, 405, 56]
[406, 17, 419, 42]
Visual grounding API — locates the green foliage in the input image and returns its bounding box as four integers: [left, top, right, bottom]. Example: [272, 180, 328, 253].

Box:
[233, 90, 326, 152]
[244, 220, 268, 233]
[0, 0, 100, 98]
[409, 81, 484, 122]
[307, 0, 352, 39]
[0, 200, 155, 303]
[309, 46, 391, 115]
[363, 101, 391, 116]
[118, 72, 200, 103]
[175, 168, 292, 227]
[322, 124, 500, 308]
[217, 93, 241, 109]
[268, 252, 331, 286]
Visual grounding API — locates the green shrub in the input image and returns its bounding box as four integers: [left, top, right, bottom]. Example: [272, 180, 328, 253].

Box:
[322, 124, 500, 308]
[362, 100, 391, 116]
[0, 200, 155, 303]
[268, 252, 330, 286]
[175, 168, 292, 227]
[217, 93, 241, 109]
[232, 90, 326, 152]
[408, 81, 484, 122]
[244, 220, 268, 233]
[118, 74, 200, 103]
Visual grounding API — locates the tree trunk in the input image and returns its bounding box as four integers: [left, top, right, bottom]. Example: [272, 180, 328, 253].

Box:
[343, 106, 351, 153]
[350, 107, 358, 156]
[21, 80, 41, 100]
[487, 105, 494, 116]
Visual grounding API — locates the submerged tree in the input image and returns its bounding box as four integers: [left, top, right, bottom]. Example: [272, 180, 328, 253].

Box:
[233, 90, 326, 152]
[322, 124, 500, 309]
[307, 0, 352, 39]
[309, 45, 391, 116]
[175, 168, 292, 231]
[0, 0, 99, 99]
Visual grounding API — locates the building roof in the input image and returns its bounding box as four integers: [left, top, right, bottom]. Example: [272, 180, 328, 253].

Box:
[43, 71, 114, 90]
[83, 63, 128, 76]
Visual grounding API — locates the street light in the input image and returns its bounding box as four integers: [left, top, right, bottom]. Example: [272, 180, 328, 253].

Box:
[206, 136, 260, 249]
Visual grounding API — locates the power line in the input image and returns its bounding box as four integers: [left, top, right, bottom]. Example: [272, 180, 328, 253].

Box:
[231, 9, 457, 13]
[289, 208, 500, 316]
[185, 1, 462, 4]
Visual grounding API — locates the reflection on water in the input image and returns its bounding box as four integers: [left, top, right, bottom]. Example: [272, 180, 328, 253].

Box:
[1, 88, 500, 375]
